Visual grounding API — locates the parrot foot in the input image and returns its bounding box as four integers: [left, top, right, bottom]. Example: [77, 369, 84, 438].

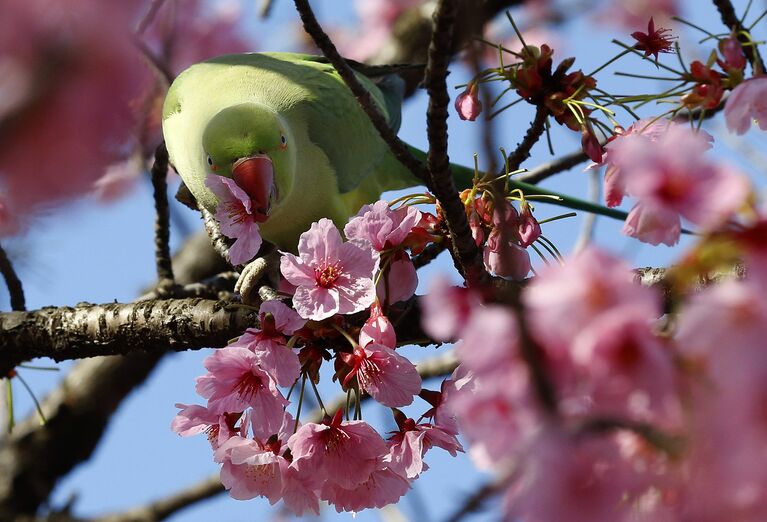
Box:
[234, 249, 281, 305]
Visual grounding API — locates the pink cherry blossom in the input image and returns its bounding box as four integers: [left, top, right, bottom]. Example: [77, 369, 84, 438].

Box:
[287, 411, 389, 489]
[171, 403, 240, 449]
[420, 275, 480, 341]
[360, 301, 396, 349]
[376, 250, 418, 304]
[229, 300, 304, 386]
[419, 379, 460, 435]
[344, 200, 421, 250]
[505, 429, 654, 522]
[725, 77, 767, 135]
[524, 247, 660, 354]
[345, 201, 421, 305]
[482, 199, 532, 280]
[517, 201, 542, 247]
[455, 83, 483, 121]
[280, 218, 379, 321]
[609, 124, 748, 244]
[205, 175, 263, 265]
[341, 343, 421, 407]
[320, 463, 410, 512]
[195, 347, 287, 436]
[388, 415, 463, 478]
[215, 435, 288, 503]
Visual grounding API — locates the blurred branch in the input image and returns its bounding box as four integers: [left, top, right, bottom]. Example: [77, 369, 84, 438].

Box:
[0, 244, 25, 313]
[424, 0, 488, 286]
[412, 242, 448, 269]
[292, 0, 430, 185]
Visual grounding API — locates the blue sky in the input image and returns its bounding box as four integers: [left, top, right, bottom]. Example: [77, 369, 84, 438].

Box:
[3, 0, 766, 520]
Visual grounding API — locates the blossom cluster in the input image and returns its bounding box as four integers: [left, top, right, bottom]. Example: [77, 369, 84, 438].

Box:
[174, 198, 472, 513]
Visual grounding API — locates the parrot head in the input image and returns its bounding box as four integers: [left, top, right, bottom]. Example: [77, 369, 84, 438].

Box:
[202, 102, 294, 222]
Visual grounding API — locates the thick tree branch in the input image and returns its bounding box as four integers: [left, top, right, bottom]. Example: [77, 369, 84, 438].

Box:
[0, 232, 229, 518]
[0, 298, 259, 374]
[505, 105, 549, 173]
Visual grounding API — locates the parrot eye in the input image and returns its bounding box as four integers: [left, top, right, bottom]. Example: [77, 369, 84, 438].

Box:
[206, 155, 214, 166]
[280, 134, 287, 146]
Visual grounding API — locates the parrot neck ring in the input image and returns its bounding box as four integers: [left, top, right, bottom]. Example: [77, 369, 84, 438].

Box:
[232, 155, 278, 223]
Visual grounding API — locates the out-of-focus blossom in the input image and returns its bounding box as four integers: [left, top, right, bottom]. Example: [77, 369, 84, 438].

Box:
[0, 1, 146, 234]
[505, 429, 655, 522]
[280, 218, 379, 321]
[725, 77, 767, 135]
[420, 275, 480, 341]
[206, 174, 263, 265]
[718, 33, 747, 73]
[581, 125, 603, 163]
[524, 247, 660, 353]
[596, 0, 679, 30]
[681, 61, 724, 110]
[608, 124, 748, 245]
[91, 156, 143, 203]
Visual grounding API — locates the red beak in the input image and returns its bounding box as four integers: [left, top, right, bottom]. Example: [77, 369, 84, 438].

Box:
[232, 156, 274, 222]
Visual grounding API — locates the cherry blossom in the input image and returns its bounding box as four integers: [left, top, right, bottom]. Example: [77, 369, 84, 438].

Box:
[280, 218, 379, 321]
[287, 411, 388, 489]
[420, 275, 480, 341]
[195, 347, 288, 437]
[608, 124, 748, 244]
[388, 414, 463, 479]
[455, 83, 483, 121]
[359, 301, 396, 349]
[205, 175, 263, 265]
[632, 17, 675, 60]
[340, 343, 421, 407]
[229, 300, 304, 386]
[171, 404, 241, 449]
[319, 458, 410, 513]
[725, 77, 767, 135]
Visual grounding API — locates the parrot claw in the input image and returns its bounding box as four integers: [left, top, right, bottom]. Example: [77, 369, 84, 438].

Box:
[234, 249, 281, 305]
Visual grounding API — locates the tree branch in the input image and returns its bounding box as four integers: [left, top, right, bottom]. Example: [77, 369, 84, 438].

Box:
[150, 142, 175, 289]
[292, 0, 430, 185]
[713, 0, 764, 73]
[424, 0, 488, 286]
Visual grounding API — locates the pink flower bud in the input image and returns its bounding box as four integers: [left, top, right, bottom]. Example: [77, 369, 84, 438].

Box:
[455, 83, 482, 121]
[518, 201, 542, 247]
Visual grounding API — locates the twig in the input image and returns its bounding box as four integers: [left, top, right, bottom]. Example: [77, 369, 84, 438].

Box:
[424, 0, 488, 286]
[442, 475, 510, 522]
[292, 0, 430, 185]
[0, 244, 25, 312]
[505, 105, 549, 173]
[94, 475, 223, 522]
[259, 0, 276, 18]
[135, 0, 168, 35]
[713, 0, 764, 73]
[150, 143, 175, 291]
[515, 148, 589, 184]
[412, 242, 448, 269]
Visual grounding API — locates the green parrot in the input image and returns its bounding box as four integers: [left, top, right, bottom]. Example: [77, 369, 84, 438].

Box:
[162, 52, 626, 254]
